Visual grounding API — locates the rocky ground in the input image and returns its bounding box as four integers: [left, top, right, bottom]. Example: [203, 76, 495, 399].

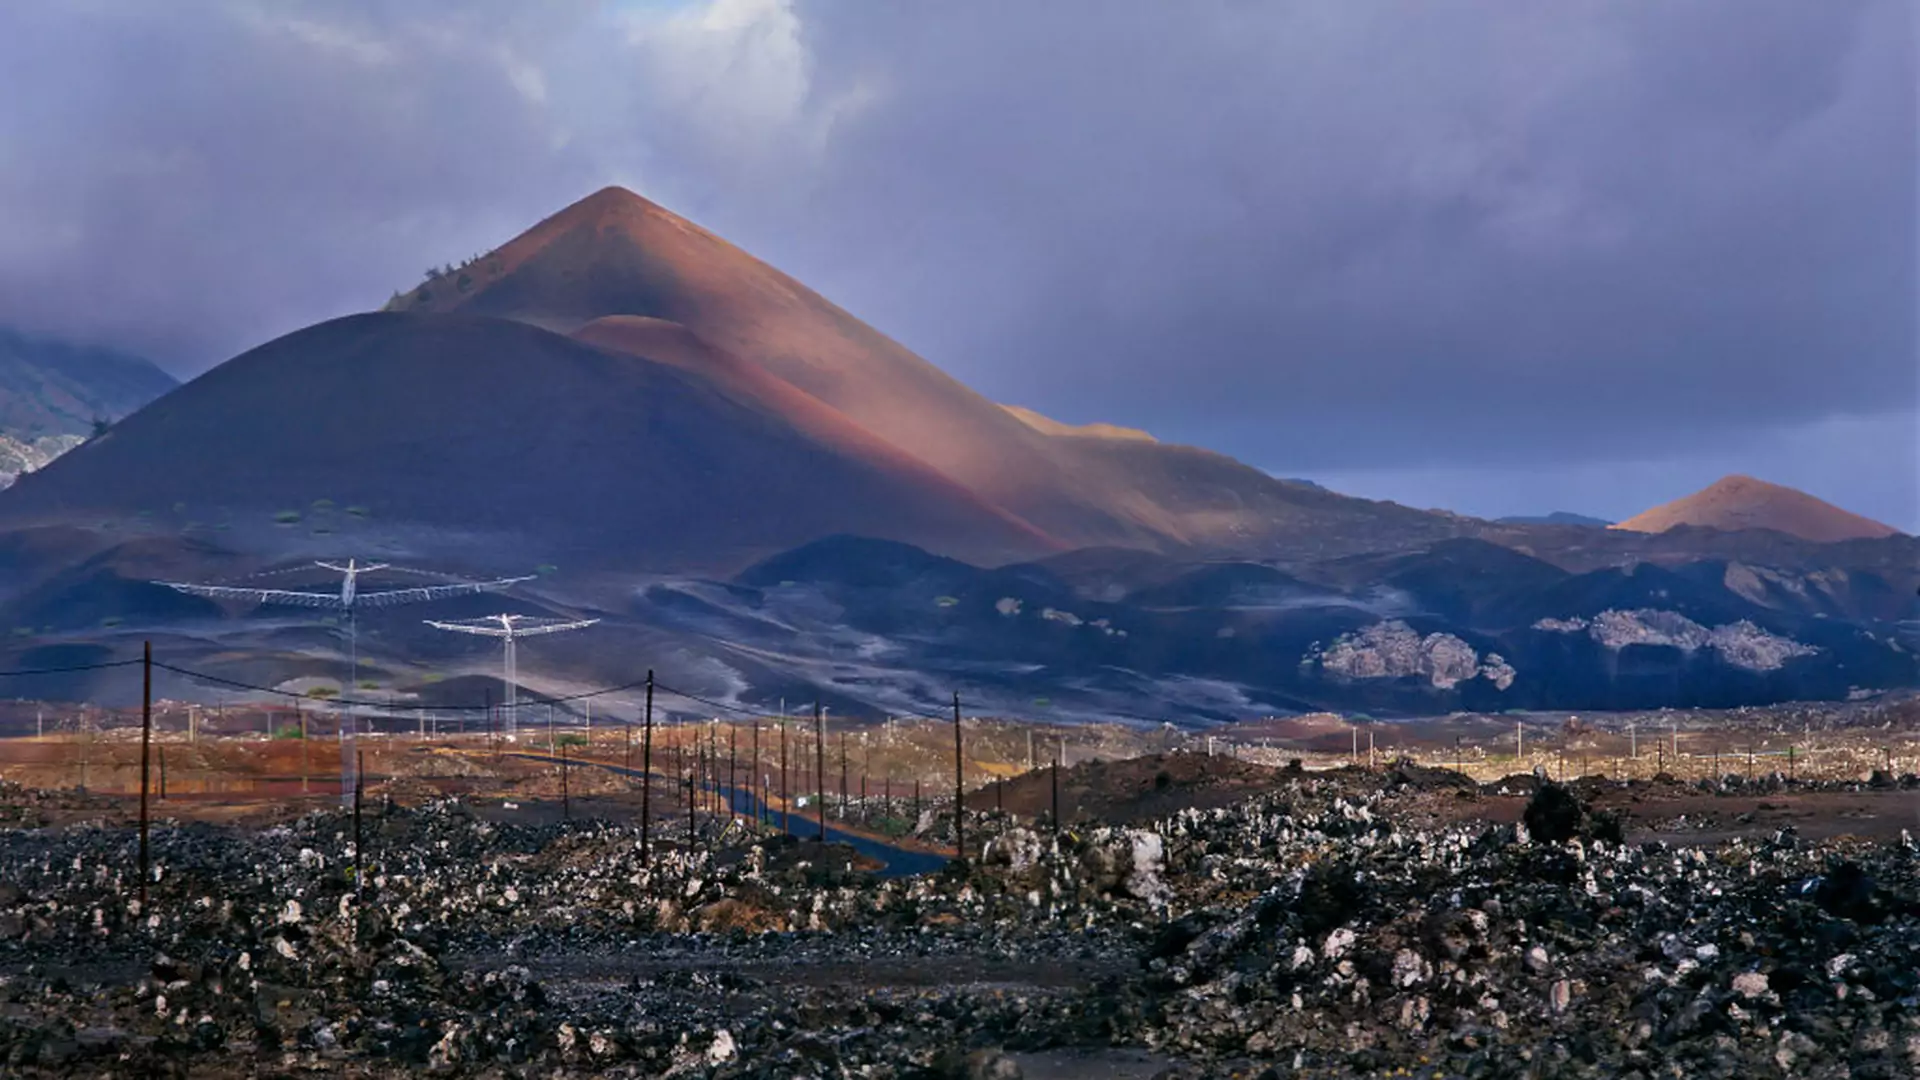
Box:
[1, 755, 1918, 1078]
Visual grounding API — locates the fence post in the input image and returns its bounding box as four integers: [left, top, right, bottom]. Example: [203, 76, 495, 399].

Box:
[139, 641, 153, 909]
[814, 702, 827, 842]
[952, 692, 965, 863]
[1051, 737, 1061, 834]
[640, 672, 654, 860]
[352, 749, 365, 896]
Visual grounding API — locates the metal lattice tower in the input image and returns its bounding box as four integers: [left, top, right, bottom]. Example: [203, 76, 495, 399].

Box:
[156, 560, 533, 802]
[421, 614, 599, 737]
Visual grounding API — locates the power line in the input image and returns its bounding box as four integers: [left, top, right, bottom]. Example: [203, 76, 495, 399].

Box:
[0, 658, 142, 677]
[150, 660, 652, 713]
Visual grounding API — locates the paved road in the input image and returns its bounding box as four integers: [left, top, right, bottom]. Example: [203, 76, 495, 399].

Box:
[510, 752, 951, 878]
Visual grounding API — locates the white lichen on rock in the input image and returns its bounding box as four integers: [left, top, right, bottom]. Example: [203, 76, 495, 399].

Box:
[1314, 620, 1515, 690]
[1532, 608, 1815, 672]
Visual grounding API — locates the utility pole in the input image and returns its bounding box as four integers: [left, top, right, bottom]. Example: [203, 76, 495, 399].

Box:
[839, 731, 848, 820]
[352, 750, 365, 897]
[952, 692, 965, 862]
[751, 721, 761, 829]
[730, 724, 738, 821]
[299, 702, 309, 793]
[1629, 722, 1637, 760]
[640, 672, 654, 860]
[815, 702, 827, 842]
[138, 641, 153, 909]
[1051, 736, 1061, 834]
[1516, 721, 1523, 765]
[780, 710, 790, 835]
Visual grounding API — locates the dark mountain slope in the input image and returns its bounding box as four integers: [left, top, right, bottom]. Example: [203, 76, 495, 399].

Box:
[0, 313, 1058, 572]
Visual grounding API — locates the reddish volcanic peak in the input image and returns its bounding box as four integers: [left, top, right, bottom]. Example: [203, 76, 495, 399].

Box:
[1611, 475, 1901, 543]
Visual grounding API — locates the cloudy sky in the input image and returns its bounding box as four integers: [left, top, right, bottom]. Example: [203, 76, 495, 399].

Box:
[1, 0, 1913, 528]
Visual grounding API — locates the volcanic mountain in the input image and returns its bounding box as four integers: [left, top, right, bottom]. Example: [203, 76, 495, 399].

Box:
[385, 185, 1469, 557]
[0, 314, 1056, 570]
[1611, 475, 1902, 544]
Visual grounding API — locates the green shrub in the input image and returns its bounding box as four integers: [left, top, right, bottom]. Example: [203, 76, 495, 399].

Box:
[306, 686, 339, 700]
[272, 725, 304, 740]
[358, 680, 379, 690]
[556, 733, 589, 748]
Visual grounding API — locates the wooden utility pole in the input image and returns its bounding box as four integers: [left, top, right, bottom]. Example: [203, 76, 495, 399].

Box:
[814, 702, 827, 842]
[1051, 737, 1061, 833]
[952, 692, 965, 862]
[780, 712, 790, 835]
[352, 750, 365, 896]
[640, 672, 654, 859]
[138, 641, 153, 908]
[299, 702, 309, 794]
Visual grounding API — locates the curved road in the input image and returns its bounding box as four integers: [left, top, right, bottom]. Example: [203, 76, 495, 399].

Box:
[509, 752, 951, 878]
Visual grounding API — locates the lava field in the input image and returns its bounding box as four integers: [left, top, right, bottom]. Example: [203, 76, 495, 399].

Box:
[2, 762, 1919, 1078]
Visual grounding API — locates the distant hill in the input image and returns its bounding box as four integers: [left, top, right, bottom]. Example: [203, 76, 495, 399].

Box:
[0, 326, 177, 487]
[1497, 511, 1613, 527]
[1612, 475, 1900, 543]
[0, 326, 177, 438]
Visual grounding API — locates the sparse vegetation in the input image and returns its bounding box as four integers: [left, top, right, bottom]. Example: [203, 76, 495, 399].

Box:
[271, 725, 303, 740]
[358, 680, 380, 690]
[555, 733, 588, 748]
[305, 686, 338, 700]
